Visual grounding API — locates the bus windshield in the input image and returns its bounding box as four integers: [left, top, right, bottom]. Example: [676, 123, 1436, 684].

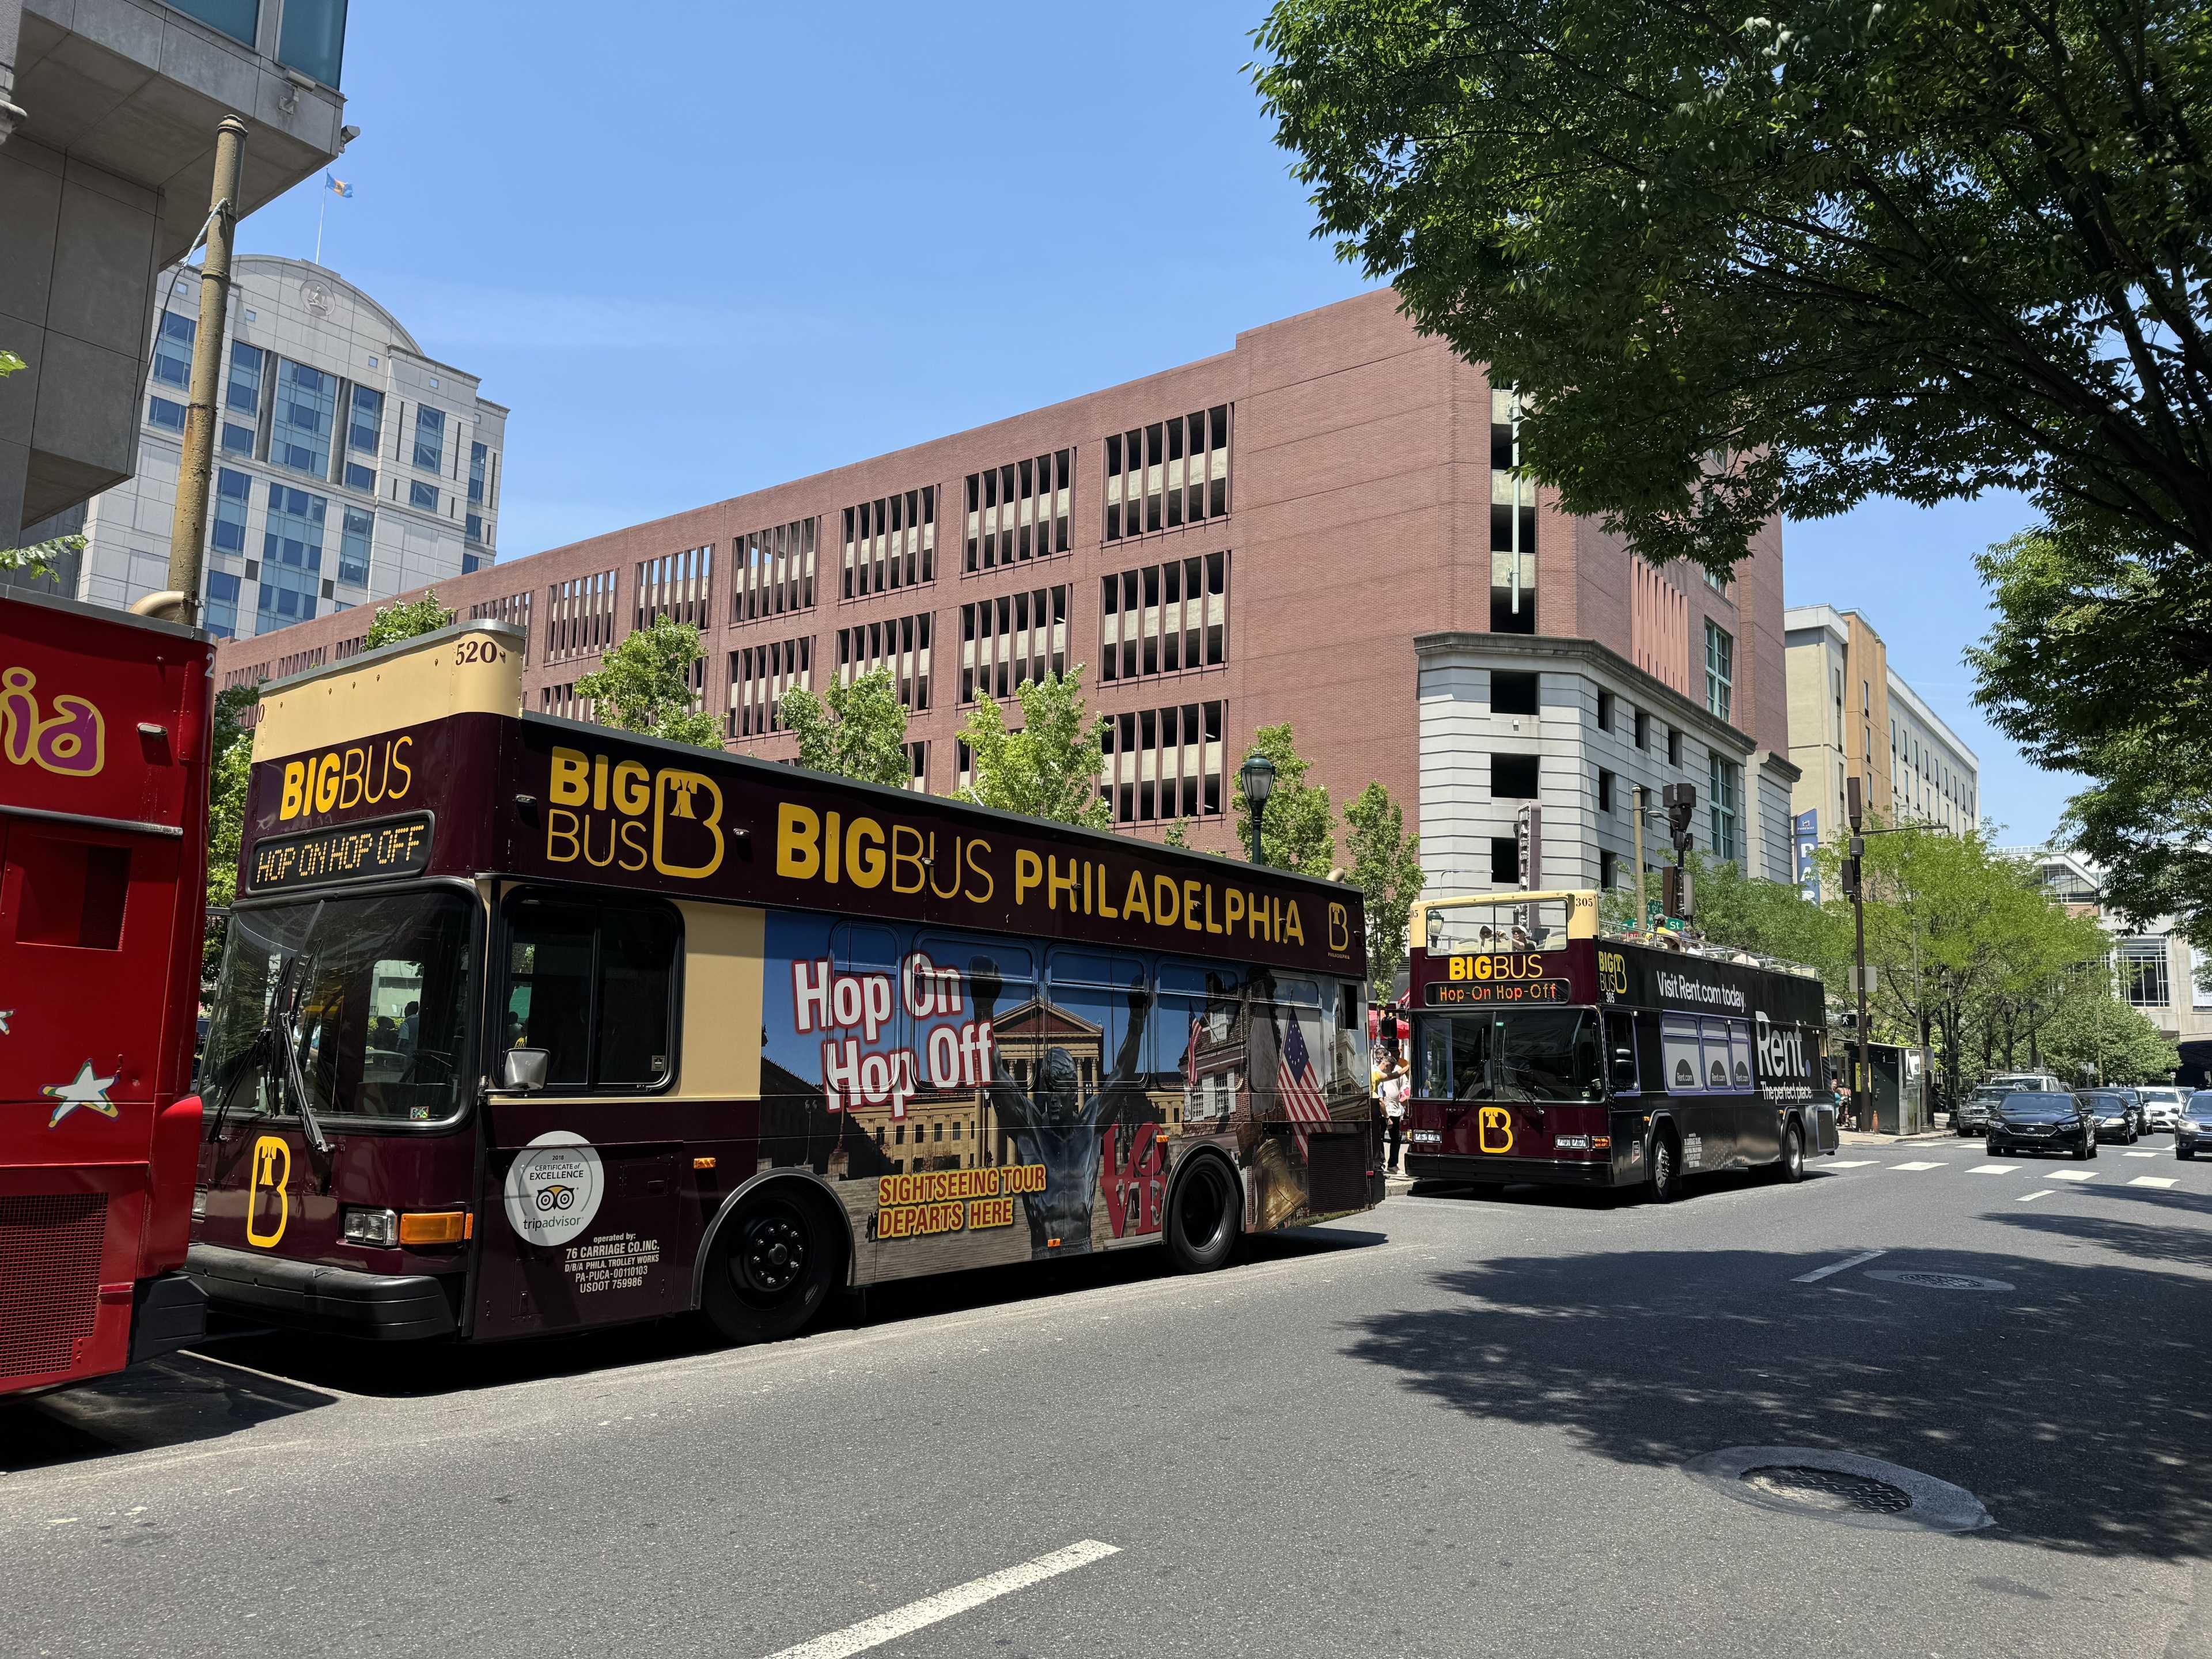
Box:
[1416, 1009, 1604, 1103]
[203, 891, 475, 1127]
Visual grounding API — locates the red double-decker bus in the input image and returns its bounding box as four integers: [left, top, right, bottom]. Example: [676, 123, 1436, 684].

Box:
[1, 592, 211, 1394]
[187, 622, 1378, 1346]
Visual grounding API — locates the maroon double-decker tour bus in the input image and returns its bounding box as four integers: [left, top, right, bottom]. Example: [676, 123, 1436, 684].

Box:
[1402, 891, 1839, 1199]
[187, 622, 1380, 1346]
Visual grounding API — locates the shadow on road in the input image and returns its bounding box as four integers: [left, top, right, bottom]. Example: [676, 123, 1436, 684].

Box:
[0, 1353, 338, 1475]
[1342, 1244, 2212, 1561]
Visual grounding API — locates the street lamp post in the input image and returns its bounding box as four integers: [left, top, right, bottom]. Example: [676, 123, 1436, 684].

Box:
[1846, 775, 1873, 1131]
[1240, 752, 1276, 866]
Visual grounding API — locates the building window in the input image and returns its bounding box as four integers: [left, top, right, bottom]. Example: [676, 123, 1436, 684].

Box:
[1100, 552, 1227, 685]
[469, 441, 488, 504]
[151, 312, 195, 387]
[272, 358, 335, 480]
[842, 487, 936, 599]
[546, 569, 619, 662]
[1597, 769, 1614, 814]
[1667, 727, 1683, 767]
[203, 569, 240, 639]
[966, 450, 1072, 571]
[211, 468, 252, 554]
[461, 552, 482, 575]
[540, 681, 593, 722]
[276, 0, 349, 89]
[412, 404, 445, 473]
[1101, 700, 1225, 824]
[635, 545, 713, 630]
[466, 513, 484, 543]
[410, 480, 440, 512]
[222, 422, 255, 455]
[348, 384, 382, 454]
[1490, 837, 1520, 885]
[734, 517, 818, 620]
[263, 482, 325, 574]
[1491, 388, 1537, 634]
[1705, 620, 1734, 721]
[729, 636, 813, 738]
[1492, 671, 1539, 717]
[1634, 708, 1649, 751]
[1596, 690, 1613, 732]
[226, 340, 264, 416]
[337, 506, 372, 586]
[2119, 939, 2171, 1007]
[960, 586, 1070, 704]
[468, 590, 533, 664]
[1599, 847, 1618, 889]
[1710, 753, 1742, 863]
[1104, 407, 1230, 540]
[1492, 753, 1540, 799]
[907, 741, 929, 793]
[149, 396, 186, 431]
[836, 612, 934, 710]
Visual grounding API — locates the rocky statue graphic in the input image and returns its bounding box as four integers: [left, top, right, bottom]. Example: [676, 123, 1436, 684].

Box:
[968, 957, 1154, 1259]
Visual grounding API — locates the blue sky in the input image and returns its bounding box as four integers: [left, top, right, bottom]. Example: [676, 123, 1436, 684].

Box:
[237, 1, 2075, 845]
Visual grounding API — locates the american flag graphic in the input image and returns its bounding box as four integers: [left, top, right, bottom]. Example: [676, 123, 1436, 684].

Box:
[1184, 1015, 1202, 1090]
[1278, 1015, 1332, 1156]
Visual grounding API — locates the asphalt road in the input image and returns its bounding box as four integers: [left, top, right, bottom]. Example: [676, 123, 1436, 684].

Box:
[6, 1134, 2211, 1659]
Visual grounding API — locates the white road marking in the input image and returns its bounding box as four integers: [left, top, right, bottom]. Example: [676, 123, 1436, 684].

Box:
[2017, 1190, 2058, 1203]
[1968, 1164, 2021, 1175]
[1827, 1160, 1880, 1169]
[1890, 1161, 1947, 1172]
[2048, 1170, 2099, 1182]
[2124, 1151, 2160, 1158]
[2128, 1176, 2180, 1190]
[763, 1540, 1120, 1658]
[1794, 1249, 1887, 1284]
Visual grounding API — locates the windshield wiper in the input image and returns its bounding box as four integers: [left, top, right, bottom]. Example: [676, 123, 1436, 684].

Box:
[204, 950, 301, 1143]
[271, 948, 332, 1158]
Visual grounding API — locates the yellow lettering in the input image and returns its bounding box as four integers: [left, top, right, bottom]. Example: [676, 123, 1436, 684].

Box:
[1048, 855, 1080, 912]
[1225, 888, 1244, 931]
[387, 734, 412, 800]
[847, 816, 885, 888]
[338, 745, 365, 809]
[619, 818, 650, 872]
[1205, 884, 1222, 934]
[550, 747, 589, 807]
[1014, 849, 1044, 906]
[777, 802, 821, 878]
[891, 824, 927, 894]
[1329, 902, 1349, 953]
[825, 810, 842, 883]
[1284, 902, 1304, 946]
[314, 753, 340, 814]
[546, 806, 582, 864]
[927, 832, 964, 900]
[1097, 862, 1118, 918]
[1123, 870, 1152, 923]
[280, 760, 306, 820]
[1181, 878, 1203, 931]
[592, 752, 609, 812]
[1154, 874, 1180, 929]
[964, 836, 994, 903]
[612, 760, 650, 816]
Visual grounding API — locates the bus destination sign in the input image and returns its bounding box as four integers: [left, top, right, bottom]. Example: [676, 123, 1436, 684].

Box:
[248, 812, 435, 894]
[1425, 978, 1571, 1007]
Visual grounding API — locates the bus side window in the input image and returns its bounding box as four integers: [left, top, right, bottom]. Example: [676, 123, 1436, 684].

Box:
[1604, 1011, 1638, 1093]
[506, 895, 680, 1090]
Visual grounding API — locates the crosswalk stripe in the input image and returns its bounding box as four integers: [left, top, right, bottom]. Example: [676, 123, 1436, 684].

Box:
[2124, 1150, 2160, 1158]
[1968, 1164, 2020, 1174]
[2128, 1176, 2180, 1189]
[1827, 1160, 1879, 1168]
[2048, 1170, 2099, 1182]
[2017, 1190, 2058, 1203]
[1889, 1161, 1948, 1171]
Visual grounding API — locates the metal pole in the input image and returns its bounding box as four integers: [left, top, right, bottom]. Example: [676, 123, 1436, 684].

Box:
[1848, 774, 1873, 1131]
[1250, 800, 1265, 869]
[164, 115, 248, 626]
[1633, 786, 1648, 930]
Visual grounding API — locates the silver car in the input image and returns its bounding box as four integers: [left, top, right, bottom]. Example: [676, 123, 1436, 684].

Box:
[2139, 1086, 2190, 1132]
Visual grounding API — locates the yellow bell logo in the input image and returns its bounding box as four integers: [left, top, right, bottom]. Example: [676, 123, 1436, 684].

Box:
[246, 1134, 290, 1247]
[1478, 1107, 1514, 1154]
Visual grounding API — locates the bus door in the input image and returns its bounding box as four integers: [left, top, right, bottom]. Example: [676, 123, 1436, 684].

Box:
[472, 891, 688, 1340]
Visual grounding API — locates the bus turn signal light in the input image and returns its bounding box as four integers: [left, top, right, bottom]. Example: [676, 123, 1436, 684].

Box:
[1591, 1137, 1611, 1150]
[397, 1210, 471, 1245]
[693, 1156, 717, 1170]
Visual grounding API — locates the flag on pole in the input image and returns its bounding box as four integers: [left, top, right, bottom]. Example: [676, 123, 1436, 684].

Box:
[325, 173, 353, 198]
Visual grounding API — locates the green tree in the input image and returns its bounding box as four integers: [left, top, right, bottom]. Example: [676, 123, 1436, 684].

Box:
[779, 668, 912, 786]
[1681, 850, 1844, 975]
[1235, 722, 1335, 878]
[1343, 782, 1424, 999]
[202, 681, 260, 987]
[364, 590, 456, 648]
[2036, 983, 2180, 1086]
[1162, 817, 1192, 850]
[957, 668, 1110, 828]
[574, 617, 722, 748]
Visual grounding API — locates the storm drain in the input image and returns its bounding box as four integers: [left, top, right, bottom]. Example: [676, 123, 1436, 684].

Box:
[1684, 1446, 1993, 1533]
[1865, 1269, 2013, 1292]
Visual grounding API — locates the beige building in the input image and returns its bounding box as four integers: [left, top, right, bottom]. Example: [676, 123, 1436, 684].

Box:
[1784, 606, 1979, 874]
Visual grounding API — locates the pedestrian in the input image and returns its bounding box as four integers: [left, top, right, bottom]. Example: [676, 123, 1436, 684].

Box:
[1380, 1057, 1408, 1173]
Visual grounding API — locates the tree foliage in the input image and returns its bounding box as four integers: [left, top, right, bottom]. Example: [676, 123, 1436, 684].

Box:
[779, 668, 912, 786]
[1344, 782, 1424, 999]
[957, 669, 1111, 829]
[574, 618, 722, 748]
[364, 590, 456, 649]
[202, 682, 259, 987]
[1252, 0, 2212, 579]
[2037, 985, 2180, 1085]
[1235, 722, 1335, 878]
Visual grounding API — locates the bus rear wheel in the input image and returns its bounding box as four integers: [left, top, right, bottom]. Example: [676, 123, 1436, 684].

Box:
[1647, 1132, 1681, 1203]
[1774, 1122, 1805, 1184]
[702, 1187, 843, 1346]
[1165, 1156, 1241, 1273]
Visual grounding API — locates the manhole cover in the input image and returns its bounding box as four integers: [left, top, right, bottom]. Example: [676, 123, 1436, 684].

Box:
[1683, 1447, 1993, 1533]
[1865, 1270, 2013, 1291]
[1741, 1464, 1912, 1516]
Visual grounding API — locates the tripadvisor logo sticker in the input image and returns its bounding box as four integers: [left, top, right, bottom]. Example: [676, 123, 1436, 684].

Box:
[503, 1130, 604, 1246]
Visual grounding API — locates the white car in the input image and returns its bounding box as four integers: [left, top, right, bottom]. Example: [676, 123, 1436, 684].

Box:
[2138, 1086, 2190, 1132]
[1987, 1072, 2067, 1094]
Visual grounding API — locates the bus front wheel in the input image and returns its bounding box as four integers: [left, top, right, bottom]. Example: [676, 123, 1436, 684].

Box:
[1165, 1156, 1241, 1273]
[702, 1187, 843, 1345]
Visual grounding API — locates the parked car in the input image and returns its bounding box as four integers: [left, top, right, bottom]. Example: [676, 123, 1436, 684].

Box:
[2139, 1086, 2190, 1132]
[1954, 1086, 2008, 1136]
[2082, 1089, 2142, 1143]
[2178, 1093, 2212, 1161]
[1986, 1071, 2067, 1094]
[1988, 1092, 2097, 1160]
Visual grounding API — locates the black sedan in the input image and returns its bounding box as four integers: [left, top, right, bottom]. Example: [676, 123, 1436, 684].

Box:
[2179, 1094, 2212, 1161]
[2082, 1090, 2142, 1144]
[1987, 1092, 2097, 1160]
[1954, 1088, 2008, 1136]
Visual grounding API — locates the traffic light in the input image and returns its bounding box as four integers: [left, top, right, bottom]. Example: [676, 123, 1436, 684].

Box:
[1662, 782, 1697, 853]
[1662, 862, 1695, 919]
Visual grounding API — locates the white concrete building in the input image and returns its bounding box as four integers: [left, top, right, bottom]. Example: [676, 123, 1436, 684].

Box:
[71, 255, 505, 636]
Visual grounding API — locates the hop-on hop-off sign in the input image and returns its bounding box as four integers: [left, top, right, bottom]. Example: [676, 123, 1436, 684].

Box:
[247, 812, 435, 893]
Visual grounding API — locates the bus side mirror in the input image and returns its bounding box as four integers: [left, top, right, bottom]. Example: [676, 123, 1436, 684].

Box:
[502, 1048, 549, 1093]
[1611, 1048, 1637, 1087]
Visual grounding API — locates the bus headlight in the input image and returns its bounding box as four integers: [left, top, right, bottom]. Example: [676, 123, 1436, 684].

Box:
[342, 1207, 399, 1247]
